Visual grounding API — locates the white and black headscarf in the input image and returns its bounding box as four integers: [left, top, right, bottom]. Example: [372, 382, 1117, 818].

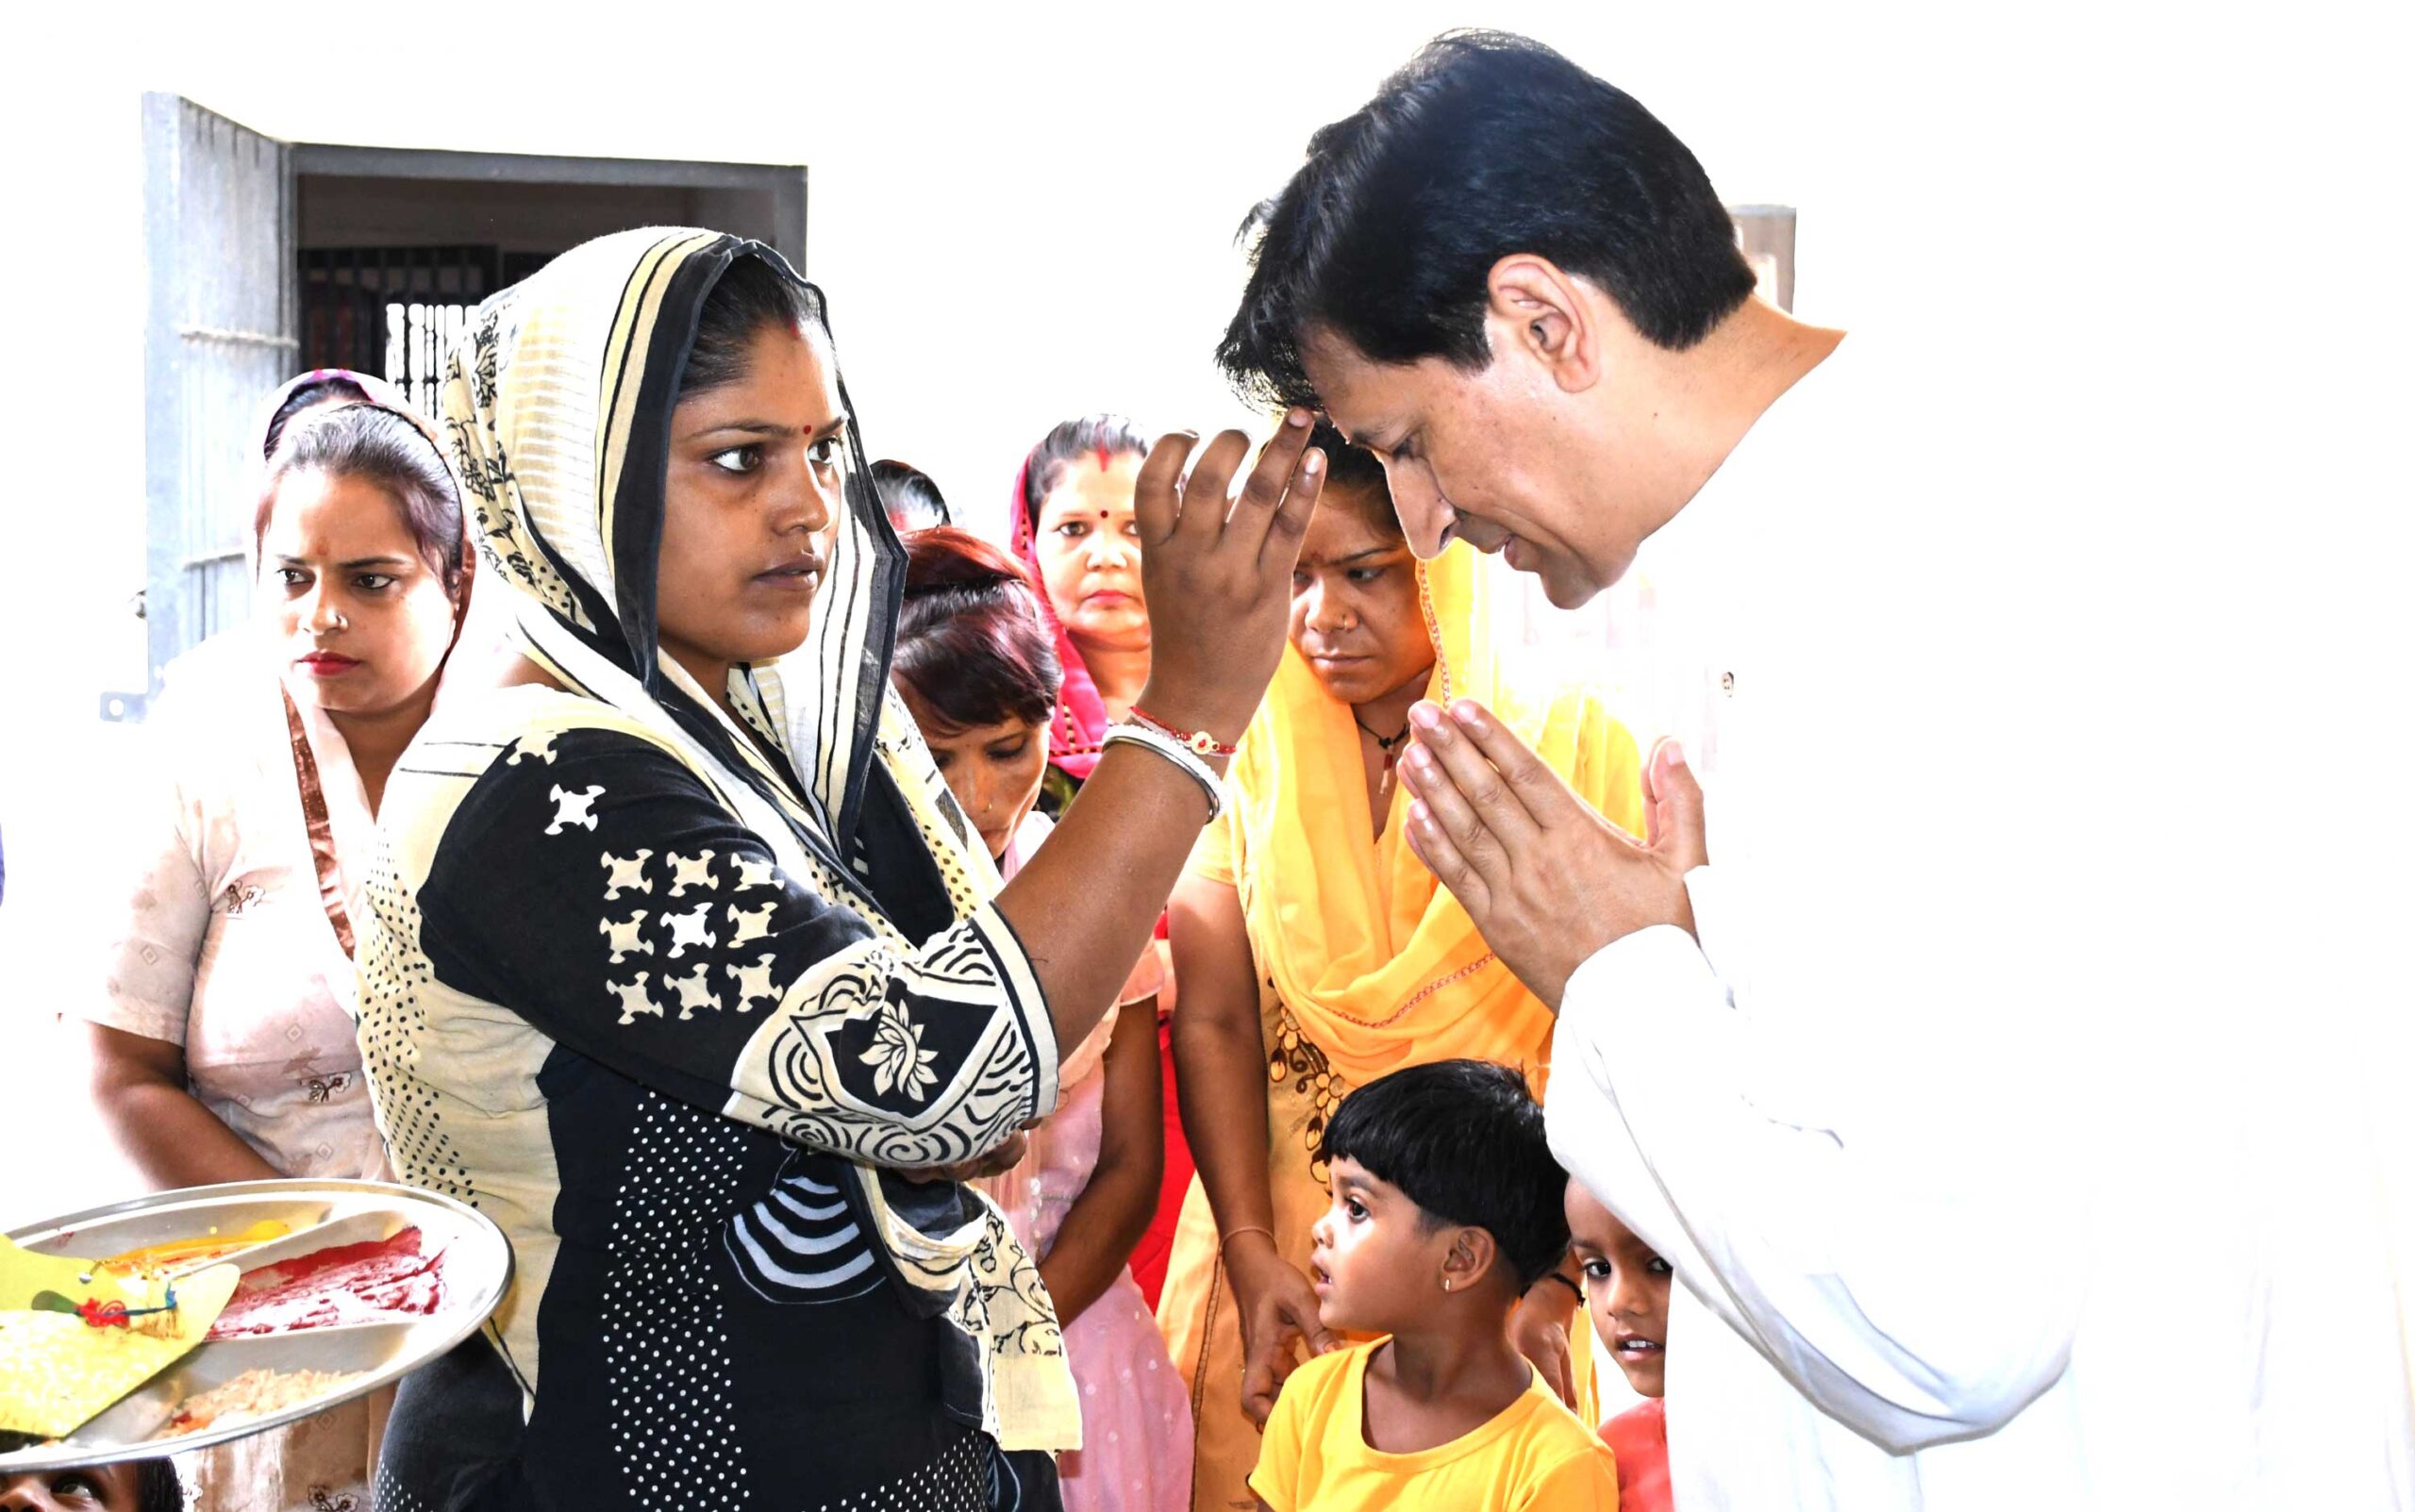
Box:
[404, 226, 1078, 1454]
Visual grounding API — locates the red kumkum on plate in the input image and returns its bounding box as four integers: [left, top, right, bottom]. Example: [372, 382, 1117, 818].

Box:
[208, 1226, 446, 1339]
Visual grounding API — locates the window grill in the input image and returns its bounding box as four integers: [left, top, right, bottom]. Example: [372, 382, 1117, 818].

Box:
[299, 245, 551, 415]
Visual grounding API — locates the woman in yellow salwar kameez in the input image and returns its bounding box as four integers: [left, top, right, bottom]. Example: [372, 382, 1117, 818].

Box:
[1158, 429, 1648, 1512]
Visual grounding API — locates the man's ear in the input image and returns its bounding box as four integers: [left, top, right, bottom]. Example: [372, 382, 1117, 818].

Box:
[1484, 254, 1606, 395]
[1441, 1225, 1502, 1293]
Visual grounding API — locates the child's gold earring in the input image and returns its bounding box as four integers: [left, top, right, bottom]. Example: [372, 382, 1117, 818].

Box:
[1441, 1276, 1454, 1292]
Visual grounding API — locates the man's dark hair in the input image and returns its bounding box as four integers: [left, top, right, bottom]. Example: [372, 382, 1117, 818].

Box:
[1218, 30, 1759, 410]
[1318, 1058, 1570, 1290]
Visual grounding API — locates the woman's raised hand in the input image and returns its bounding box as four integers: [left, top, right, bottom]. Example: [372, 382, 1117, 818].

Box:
[989, 411, 1322, 1067]
[1132, 410, 1325, 745]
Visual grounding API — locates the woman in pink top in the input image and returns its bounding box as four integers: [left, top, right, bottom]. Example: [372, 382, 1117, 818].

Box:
[895, 526, 1191, 1512]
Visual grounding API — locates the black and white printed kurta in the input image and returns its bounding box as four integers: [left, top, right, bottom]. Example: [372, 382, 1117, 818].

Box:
[359, 688, 1056, 1511]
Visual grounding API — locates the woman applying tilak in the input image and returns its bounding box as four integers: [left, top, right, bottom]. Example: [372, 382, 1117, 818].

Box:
[1156, 427, 1646, 1511]
[355, 229, 1324, 1511]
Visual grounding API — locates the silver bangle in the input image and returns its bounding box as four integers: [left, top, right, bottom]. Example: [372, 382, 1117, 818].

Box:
[1102, 724, 1224, 824]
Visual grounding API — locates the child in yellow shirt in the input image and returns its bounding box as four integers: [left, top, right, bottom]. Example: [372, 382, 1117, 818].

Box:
[1249, 1060, 1621, 1511]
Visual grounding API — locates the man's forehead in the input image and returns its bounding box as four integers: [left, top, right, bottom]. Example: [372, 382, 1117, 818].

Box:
[1301, 328, 1424, 443]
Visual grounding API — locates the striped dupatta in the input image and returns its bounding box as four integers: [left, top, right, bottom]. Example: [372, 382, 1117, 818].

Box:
[436, 226, 1077, 1451]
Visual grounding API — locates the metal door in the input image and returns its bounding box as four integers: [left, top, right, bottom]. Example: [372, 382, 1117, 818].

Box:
[139, 94, 295, 706]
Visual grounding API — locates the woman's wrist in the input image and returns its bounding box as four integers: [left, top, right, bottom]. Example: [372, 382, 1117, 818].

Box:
[1102, 726, 1225, 822]
[1220, 1224, 1280, 1267]
[1131, 682, 1249, 751]
[1128, 704, 1241, 760]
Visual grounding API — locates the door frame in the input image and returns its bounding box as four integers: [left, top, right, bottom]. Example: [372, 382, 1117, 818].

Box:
[132, 97, 811, 717]
[291, 144, 808, 272]
[136, 93, 297, 720]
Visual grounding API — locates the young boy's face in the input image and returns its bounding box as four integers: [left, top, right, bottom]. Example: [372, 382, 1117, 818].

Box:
[0, 1465, 144, 1511]
[1308, 1155, 1458, 1333]
[1565, 1179, 1672, 1398]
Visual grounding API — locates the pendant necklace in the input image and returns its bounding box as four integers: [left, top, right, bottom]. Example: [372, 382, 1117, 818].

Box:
[1355, 713, 1412, 773]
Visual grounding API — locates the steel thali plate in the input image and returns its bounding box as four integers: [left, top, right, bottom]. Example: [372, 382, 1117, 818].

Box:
[1, 1178, 511, 1471]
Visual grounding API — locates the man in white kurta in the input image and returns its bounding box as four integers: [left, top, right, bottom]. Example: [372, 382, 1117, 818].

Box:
[1453, 335, 2415, 1508]
[1210, 33, 2413, 1507]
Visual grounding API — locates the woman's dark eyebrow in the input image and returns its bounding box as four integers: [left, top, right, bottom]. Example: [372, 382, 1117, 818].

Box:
[681, 419, 796, 442]
[1304, 546, 1397, 569]
[680, 415, 848, 444]
[275, 554, 413, 569]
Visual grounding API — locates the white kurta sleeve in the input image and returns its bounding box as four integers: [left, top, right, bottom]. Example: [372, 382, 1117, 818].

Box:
[1548, 906, 2082, 1454]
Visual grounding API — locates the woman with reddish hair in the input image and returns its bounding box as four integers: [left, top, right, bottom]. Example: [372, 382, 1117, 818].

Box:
[895, 526, 1192, 1512]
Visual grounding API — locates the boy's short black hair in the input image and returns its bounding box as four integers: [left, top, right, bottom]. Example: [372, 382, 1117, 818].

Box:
[1218, 29, 1759, 411]
[135, 1457, 185, 1512]
[1318, 1058, 1570, 1289]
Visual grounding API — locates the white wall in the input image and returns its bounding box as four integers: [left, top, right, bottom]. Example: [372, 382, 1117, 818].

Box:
[1, 3, 2407, 1234]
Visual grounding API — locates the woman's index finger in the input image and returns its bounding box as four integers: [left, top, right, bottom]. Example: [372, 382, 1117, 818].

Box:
[1133, 430, 1201, 548]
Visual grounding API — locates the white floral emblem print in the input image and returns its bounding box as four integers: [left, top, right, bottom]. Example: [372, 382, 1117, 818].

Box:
[725, 955, 776, 1013]
[662, 903, 718, 958]
[546, 784, 606, 834]
[667, 962, 716, 1021]
[601, 850, 654, 900]
[608, 972, 662, 1025]
[726, 901, 775, 948]
[668, 850, 717, 896]
[600, 910, 652, 963]
[859, 1001, 939, 1101]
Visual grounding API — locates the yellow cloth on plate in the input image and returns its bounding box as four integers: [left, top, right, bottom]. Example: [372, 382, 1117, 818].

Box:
[0, 1239, 239, 1440]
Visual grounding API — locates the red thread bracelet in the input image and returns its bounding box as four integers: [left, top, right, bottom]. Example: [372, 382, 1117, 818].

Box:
[1128, 706, 1240, 758]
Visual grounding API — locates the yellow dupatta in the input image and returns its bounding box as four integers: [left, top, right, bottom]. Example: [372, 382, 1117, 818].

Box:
[1223, 541, 1646, 1089]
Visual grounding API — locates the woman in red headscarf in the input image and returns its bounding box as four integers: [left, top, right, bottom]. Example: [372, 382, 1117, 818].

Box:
[1009, 416, 1153, 813]
[1010, 416, 1192, 1308]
